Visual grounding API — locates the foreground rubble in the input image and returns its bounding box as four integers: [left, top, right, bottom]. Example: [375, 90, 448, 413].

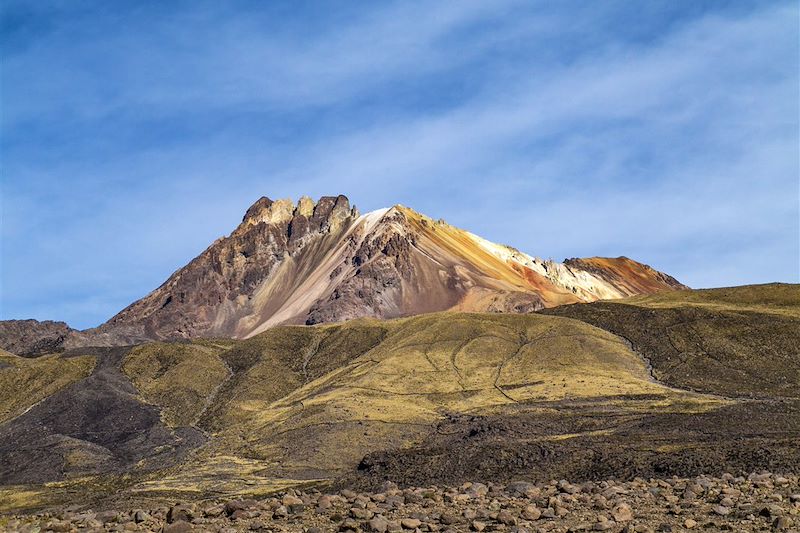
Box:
[3, 472, 798, 533]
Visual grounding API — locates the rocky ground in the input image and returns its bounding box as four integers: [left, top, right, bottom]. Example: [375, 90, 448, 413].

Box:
[2, 472, 798, 533]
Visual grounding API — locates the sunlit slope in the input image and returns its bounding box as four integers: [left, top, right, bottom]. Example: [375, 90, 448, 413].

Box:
[621, 282, 800, 316]
[0, 310, 749, 509]
[543, 283, 800, 398]
[0, 351, 95, 424]
[139, 312, 714, 497]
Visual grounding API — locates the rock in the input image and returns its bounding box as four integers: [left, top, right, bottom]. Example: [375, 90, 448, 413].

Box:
[558, 480, 580, 495]
[317, 495, 334, 509]
[340, 517, 360, 531]
[593, 520, 615, 531]
[224, 500, 247, 516]
[133, 510, 151, 523]
[497, 510, 516, 526]
[611, 503, 633, 522]
[386, 520, 403, 532]
[507, 481, 536, 496]
[282, 495, 303, 507]
[368, 515, 390, 532]
[351, 507, 374, 520]
[401, 518, 422, 529]
[272, 505, 289, 519]
[684, 518, 697, 529]
[471, 520, 486, 532]
[167, 506, 193, 523]
[204, 505, 225, 518]
[773, 516, 794, 530]
[712, 505, 731, 516]
[521, 505, 541, 521]
[45, 521, 71, 532]
[163, 521, 193, 533]
[95, 511, 119, 524]
[467, 483, 489, 497]
[230, 509, 249, 520]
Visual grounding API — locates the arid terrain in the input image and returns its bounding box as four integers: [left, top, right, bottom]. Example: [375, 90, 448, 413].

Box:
[0, 197, 797, 532]
[0, 283, 797, 532]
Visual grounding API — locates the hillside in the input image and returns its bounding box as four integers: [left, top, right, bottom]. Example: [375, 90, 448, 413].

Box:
[1, 284, 797, 514]
[542, 283, 800, 399]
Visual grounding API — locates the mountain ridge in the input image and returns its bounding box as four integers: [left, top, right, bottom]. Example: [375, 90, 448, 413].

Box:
[1, 194, 687, 354]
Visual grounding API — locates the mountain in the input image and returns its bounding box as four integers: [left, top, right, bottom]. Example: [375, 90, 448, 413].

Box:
[20, 194, 680, 349]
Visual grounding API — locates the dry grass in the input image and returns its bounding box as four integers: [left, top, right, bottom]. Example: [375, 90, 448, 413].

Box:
[0, 352, 95, 423]
[122, 342, 230, 427]
[619, 282, 800, 317]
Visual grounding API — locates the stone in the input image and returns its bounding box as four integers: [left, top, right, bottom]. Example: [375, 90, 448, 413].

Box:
[204, 505, 225, 518]
[133, 510, 151, 523]
[507, 481, 536, 496]
[224, 500, 247, 516]
[471, 521, 486, 532]
[712, 505, 731, 516]
[401, 518, 422, 529]
[163, 521, 193, 533]
[387, 520, 403, 532]
[521, 505, 541, 521]
[368, 515, 390, 532]
[95, 511, 119, 524]
[351, 507, 374, 520]
[611, 503, 633, 522]
[497, 510, 516, 525]
[684, 518, 697, 529]
[45, 521, 71, 532]
[340, 517, 360, 531]
[167, 506, 193, 523]
[231, 509, 250, 520]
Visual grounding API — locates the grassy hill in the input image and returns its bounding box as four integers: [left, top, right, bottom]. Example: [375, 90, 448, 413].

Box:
[0, 284, 797, 512]
[542, 283, 800, 399]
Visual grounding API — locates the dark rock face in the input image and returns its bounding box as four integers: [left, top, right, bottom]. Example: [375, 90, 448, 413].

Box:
[0, 346, 205, 484]
[92, 195, 360, 342]
[0, 319, 74, 356]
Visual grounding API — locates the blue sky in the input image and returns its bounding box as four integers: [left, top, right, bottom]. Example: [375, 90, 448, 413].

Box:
[1, 0, 798, 329]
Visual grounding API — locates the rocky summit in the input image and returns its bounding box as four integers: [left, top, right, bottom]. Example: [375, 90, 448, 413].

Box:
[1, 195, 685, 353]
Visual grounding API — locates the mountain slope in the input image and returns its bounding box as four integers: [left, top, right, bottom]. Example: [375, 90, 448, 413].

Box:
[47, 195, 684, 347]
[542, 283, 800, 399]
[1, 286, 798, 512]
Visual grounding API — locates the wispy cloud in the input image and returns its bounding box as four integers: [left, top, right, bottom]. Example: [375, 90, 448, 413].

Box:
[1, 1, 797, 327]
